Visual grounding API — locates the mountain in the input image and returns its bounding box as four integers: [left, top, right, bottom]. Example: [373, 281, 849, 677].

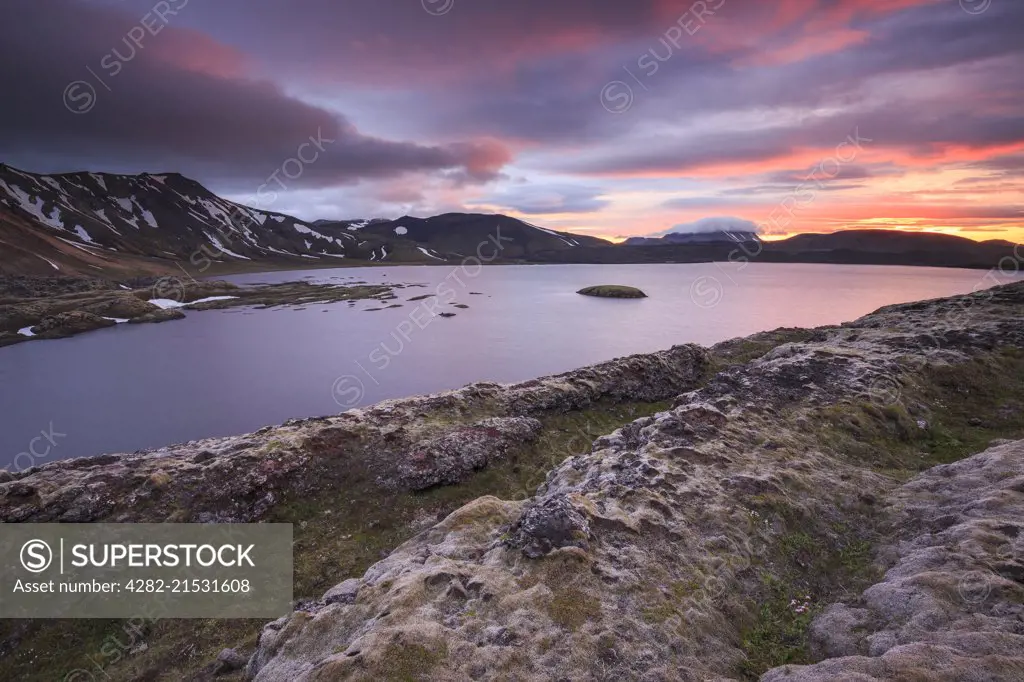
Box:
[317, 213, 611, 261]
[0, 165, 605, 276]
[769, 229, 998, 254]
[525, 229, 1021, 268]
[1, 163, 1018, 276]
[0, 164, 370, 276]
[623, 230, 761, 246]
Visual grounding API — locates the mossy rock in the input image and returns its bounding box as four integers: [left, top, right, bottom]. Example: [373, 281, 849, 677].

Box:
[576, 285, 647, 299]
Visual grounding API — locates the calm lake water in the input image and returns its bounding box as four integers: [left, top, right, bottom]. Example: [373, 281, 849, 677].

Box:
[2, 262, 1019, 466]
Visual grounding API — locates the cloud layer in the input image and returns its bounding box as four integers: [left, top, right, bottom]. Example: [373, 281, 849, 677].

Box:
[1, 0, 1021, 240]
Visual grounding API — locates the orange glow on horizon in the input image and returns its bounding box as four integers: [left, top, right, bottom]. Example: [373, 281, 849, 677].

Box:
[577, 225, 1024, 245]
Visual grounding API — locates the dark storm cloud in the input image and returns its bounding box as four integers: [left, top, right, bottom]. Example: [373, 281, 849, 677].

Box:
[0, 0, 510, 189]
[419, 0, 1024, 160]
[1, 0, 1022, 234]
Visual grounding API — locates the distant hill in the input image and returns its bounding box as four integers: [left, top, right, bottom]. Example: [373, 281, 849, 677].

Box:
[759, 230, 1020, 269]
[529, 229, 1020, 269]
[623, 230, 761, 246]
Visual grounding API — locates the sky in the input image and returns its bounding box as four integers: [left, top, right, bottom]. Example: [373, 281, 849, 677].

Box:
[0, 0, 1022, 242]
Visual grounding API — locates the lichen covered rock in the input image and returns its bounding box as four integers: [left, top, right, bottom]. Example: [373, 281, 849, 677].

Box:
[0, 344, 709, 523]
[762, 439, 1024, 682]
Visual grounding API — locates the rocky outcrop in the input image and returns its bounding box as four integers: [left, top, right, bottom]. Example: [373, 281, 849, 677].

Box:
[0, 274, 399, 345]
[128, 308, 186, 324]
[392, 417, 543, 490]
[30, 311, 116, 338]
[242, 281, 1024, 681]
[0, 344, 709, 523]
[79, 292, 160, 318]
[762, 439, 1024, 681]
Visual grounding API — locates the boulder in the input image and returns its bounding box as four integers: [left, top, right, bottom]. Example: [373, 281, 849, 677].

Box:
[215, 648, 247, 673]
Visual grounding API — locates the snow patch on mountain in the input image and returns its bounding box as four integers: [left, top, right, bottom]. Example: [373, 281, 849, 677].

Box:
[417, 247, 445, 261]
[56, 237, 98, 254]
[204, 231, 250, 260]
[293, 223, 332, 241]
[74, 226, 96, 243]
[522, 219, 578, 246]
[1, 181, 68, 231]
[140, 208, 158, 228]
[37, 255, 60, 270]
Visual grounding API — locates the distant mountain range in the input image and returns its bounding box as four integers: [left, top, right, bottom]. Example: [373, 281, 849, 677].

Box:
[622, 230, 761, 246]
[0, 163, 1019, 277]
[0, 164, 606, 277]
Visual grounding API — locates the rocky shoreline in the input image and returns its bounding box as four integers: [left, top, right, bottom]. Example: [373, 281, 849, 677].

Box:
[237, 281, 1024, 681]
[0, 344, 710, 523]
[2, 282, 1023, 680]
[0, 275, 400, 347]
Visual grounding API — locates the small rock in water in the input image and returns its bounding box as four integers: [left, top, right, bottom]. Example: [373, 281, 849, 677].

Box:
[576, 285, 647, 298]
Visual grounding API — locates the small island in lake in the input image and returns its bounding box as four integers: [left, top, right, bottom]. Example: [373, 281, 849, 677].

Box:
[576, 285, 648, 298]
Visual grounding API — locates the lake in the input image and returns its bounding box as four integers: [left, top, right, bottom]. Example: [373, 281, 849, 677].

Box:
[2, 262, 1019, 467]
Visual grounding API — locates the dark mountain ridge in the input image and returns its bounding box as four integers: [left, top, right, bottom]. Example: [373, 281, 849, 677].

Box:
[0, 163, 1018, 276]
[0, 165, 605, 276]
[623, 230, 761, 246]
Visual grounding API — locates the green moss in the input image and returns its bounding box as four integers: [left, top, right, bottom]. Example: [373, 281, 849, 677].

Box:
[709, 328, 818, 372]
[778, 531, 816, 559]
[262, 439, 287, 453]
[548, 587, 602, 631]
[738, 573, 818, 678]
[733, 349, 1024, 680]
[819, 348, 1024, 475]
[373, 641, 448, 682]
[736, 501, 883, 678]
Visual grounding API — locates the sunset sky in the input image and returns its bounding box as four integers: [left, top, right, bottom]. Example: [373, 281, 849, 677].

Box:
[1, 0, 1022, 242]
